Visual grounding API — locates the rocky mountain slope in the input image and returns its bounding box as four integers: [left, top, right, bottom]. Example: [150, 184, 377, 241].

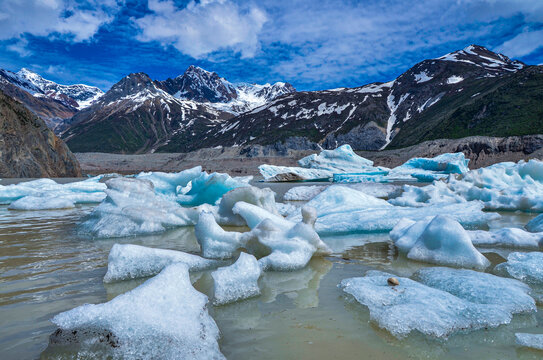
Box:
[62, 67, 295, 153]
[0, 68, 103, 130]
[62, 45, 541, 154]
[0, 89, 81, 177]
[61, 73, 233, 153]
[195, 45, 533, 152]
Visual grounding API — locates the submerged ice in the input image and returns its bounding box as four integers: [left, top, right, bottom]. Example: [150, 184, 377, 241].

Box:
[340, 268, 535, 339]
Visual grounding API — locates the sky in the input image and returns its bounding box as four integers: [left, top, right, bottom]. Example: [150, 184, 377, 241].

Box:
[0, 0, 542, 91]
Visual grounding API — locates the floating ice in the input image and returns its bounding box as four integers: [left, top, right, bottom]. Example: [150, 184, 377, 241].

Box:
[283, 183, 400, 201]
[526, 214, 543, 232]
[212, 252, 261, 305]
[314, 201, 498, 234]
[495, 252, 543, 284]
[8, 196, 75, 210]
[283, 185, 326, 201]
[287, 185, 391, 222]
[469, 228, 543, 249]
[259, 144, 385, 181]
[1, 177, 107, 208]
[103, 244, 221, 283]
[196, 204, 331, 271]
[340, 269, 534, 339]
[390, 159, 543, 212]
[195, 211, 249, 259]
[177, 172, 251, 206]
[135, 166, 202, 196]
[415, 267, 536, 314]
[51, 263, 224, 359]
[81, 178, 206, 238]
[394, 152, 469, 175]
[515, 333, 543, 350]
[216, 186, 280, 226]
[390, 216, 490, 269]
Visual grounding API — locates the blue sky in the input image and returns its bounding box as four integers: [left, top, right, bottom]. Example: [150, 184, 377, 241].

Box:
[1, 0, 542, 91]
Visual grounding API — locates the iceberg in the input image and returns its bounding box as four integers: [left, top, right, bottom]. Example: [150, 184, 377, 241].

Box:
[135, 166, 202, 196]
[212, 252, 261, 305]
[495, 252, 543, 284]
[283, 183, 400, 201]
[103, 243, 222, 283]
[340, 269, 534, 339]
[177, 172, 251, 206]
[195, 211, 249, 259]
[515, 333, 543, 350]
[259, 144, 385, 181]
[393, 152, 469, 175]
[469, 228, 543, 249]
[389, 159, 543, 212]
[390, 216, 490, 269]
[312, 202, 498, 235]
[81, 178, 206, 238]
[526, 214, 543, 232]
[196, 204, 331, 271]
[216, 186, 280, 226]
[8, 196, 75, 210]
[51, 263, 224, 360]
[1, 177, 107, 208]
[414, 267, 536, 314]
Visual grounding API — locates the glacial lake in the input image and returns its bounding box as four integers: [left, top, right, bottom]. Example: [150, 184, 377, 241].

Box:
[1, 180, 543, 359]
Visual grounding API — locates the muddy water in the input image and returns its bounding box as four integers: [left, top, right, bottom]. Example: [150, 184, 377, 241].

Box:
[1, 182, 543, 359]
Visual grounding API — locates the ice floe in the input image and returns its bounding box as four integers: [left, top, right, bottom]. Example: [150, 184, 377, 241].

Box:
[285, 186, 498, 235]
[526, 214, 543, 232]
[0, 177, 107, 207]
[81, 178, 206, 238]
[135, 166, 202, 196]
[515, 333, 543, 350]
[196, 204, 331, 271]
[469, 228, 543, 249]
[177, 172, 251, 206]
[103, 244, 221, 283]
[51, 263, 224, 359]
[283, 183, 400, 201]
[340, 268, 535, 339]
[259, 144, 385, 181]
[390, 215, 490, 269]
[212, 252, 261, 305]
[495, 252, 543, 284]
[216, 186, 280, 226]
[390, 159, 543, 212]
[8, 196, 75, 210]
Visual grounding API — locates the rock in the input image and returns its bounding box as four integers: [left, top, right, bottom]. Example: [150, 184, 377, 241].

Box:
[0, 89, 82, 177]
[387, 277, 400, 286]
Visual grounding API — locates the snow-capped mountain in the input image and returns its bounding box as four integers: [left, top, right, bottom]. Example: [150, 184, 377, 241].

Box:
[63, 45, 542, 154]
[157, 66, 295, 115]
[183, 45, 533, 152]
[14, 68, 104, 109]
[62, 72, 233, 153]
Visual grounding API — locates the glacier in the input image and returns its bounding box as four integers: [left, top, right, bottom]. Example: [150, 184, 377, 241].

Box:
[51, 263, 224, 360]
[390, 215, 490, 269]
[212, 252, 261, 305]
[340, 268, 535, 339]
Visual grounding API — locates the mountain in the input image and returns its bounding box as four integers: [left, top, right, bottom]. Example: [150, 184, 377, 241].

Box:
[179, 45, 536, 152]
[63, 45, 542, 154]
[156, 65, 296, 115]
[61, 72, 233, 153]
[0, 68, 104, 130]
[0, 89, 81, 177]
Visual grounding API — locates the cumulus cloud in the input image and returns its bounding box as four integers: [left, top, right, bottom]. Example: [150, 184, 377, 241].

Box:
[0, 0, 118, 42]
[134, 0, 267, 59]
[496, 29, 543, 57]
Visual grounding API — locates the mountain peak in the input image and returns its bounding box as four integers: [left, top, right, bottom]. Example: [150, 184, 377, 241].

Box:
[436, 44, 525, 72]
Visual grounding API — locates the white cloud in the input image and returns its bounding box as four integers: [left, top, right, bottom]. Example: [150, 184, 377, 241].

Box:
[134, 0, 267, 59]
[6, 38, 32, 57]
[0, 0, 118, 42]
[496, 29, 543, 57]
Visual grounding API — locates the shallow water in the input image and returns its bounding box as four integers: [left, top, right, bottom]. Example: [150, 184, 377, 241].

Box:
[1, 183, 543, 359]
